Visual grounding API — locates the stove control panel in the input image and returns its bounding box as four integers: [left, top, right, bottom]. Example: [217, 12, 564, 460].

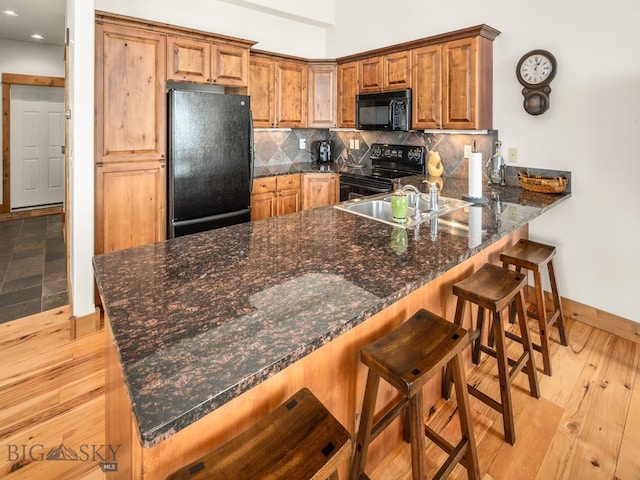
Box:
[369, 143, 425, 165]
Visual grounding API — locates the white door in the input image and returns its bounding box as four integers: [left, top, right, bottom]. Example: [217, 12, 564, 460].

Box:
[10, 85, 65, 209]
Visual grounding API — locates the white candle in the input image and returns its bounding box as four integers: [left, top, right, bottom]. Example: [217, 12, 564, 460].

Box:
[468, 152, 483, 199]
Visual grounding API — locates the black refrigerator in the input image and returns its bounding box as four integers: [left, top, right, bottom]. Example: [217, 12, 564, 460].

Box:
[167, 86, 253, 238]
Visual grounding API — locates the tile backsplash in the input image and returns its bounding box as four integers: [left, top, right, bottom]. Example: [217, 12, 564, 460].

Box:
[254, 128, 499, 180]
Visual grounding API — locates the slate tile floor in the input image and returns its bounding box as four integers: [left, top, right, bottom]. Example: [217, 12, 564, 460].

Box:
[0, 215, 68, 323]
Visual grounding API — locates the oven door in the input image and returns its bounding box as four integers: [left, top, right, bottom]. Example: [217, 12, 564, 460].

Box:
[339, 175, 394, 201]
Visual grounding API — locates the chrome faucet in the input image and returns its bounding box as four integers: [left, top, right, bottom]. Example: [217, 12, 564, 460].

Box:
[401, 184, 421, 219]
[422, 180, 439, 213]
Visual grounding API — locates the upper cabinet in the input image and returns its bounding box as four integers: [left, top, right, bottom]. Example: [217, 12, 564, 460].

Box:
[95, 22, 166, 164]
[250, 52, 307, 128]
[167, 35, 249, 87]
[308, 62, 337, 128]
[277, 60, 308, 127]
[413, 34, 495, 130]
[338, 24, 500, 131]
[383, 51, 412, 91]
[359, 52, 411, 93]
[337, 61, 358, 128]
[358, 56, 383, 93]
[412, 44, 442, 129]
[441, 36, 492, 130]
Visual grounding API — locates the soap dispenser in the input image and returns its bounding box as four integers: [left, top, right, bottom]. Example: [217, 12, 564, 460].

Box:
[487, 140, 505, 186]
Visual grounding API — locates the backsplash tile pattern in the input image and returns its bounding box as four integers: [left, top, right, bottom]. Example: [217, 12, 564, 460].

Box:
[254, 128, 499, 180]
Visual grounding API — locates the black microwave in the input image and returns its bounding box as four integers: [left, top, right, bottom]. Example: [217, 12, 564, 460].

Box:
[356, 89, 412, 131]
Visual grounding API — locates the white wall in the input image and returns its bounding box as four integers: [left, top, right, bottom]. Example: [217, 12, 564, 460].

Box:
[0, 39, 64, 203]
[67, 0, 638, 321]
[95, 0, 328, 57]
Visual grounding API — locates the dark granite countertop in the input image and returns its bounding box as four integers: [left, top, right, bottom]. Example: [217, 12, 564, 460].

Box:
[93, 176, 570, 447]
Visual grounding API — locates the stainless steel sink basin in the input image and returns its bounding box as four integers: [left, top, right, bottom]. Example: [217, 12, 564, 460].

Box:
[340, 200, 420, 227]
[334, 192, 473, 229]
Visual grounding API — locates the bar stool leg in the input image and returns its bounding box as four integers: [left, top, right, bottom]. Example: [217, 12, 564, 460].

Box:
[472, 307, 486, 365]
[408, 390, 427, 480]
[350, 371, 380, 480]
[532, 268, 553, 375]
[491, 309, 516, 445]
[515, 288, 541, 398]
[548, 259, 568, 346]
[450, 354, 481, 480]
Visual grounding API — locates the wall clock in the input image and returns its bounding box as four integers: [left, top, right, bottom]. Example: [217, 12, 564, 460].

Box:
[516, 49, 557, 115]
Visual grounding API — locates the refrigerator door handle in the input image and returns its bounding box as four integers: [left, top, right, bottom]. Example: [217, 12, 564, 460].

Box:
[172, 209, 252, 228]
[249, 109, 255, 192]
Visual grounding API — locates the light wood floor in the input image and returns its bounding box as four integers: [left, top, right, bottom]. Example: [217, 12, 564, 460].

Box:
[1, 305, 639, 480]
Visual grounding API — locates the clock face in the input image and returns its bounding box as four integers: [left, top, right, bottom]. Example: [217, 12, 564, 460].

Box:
[517, 50, 557, 87]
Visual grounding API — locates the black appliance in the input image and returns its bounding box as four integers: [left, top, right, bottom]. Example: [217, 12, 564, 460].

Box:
[339, 143, 425, 201]
[356, 89, 412, 131]
[167, 86, 253, 238]
[313, 140, 332, 163]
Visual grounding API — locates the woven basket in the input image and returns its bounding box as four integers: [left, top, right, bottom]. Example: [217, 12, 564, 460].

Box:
[519, 173, 568, 194]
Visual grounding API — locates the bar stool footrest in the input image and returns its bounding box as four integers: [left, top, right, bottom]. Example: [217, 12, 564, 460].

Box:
[432, 436, 470, 480]
[468, 384, 503, 415]
[504, 330, 543, 354]
[370, 397, 408, 444]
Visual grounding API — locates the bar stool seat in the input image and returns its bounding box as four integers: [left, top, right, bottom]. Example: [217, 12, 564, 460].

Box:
[351, 308, 481, 480]
[166, 388, 351, 480]
[442, 263, 540, 445]
[500, 238, 568, 376]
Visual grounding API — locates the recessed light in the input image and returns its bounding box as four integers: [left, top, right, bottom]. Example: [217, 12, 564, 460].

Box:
[2, 9, 20, 16]
[31, 34, 44, 40]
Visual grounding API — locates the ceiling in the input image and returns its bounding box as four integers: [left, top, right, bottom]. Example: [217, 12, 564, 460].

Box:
[0, 0, 66, 46]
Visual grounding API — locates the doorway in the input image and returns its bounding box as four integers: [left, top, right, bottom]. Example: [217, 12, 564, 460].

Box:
[1, 73, 65, 217]
[10, 84, 65, 210]
[0, 74, 69, 322]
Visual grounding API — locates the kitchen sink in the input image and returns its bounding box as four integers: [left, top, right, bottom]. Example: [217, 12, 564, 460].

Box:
[334, 192, 473, 229]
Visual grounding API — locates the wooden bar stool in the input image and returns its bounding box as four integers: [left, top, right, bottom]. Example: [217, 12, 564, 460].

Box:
[442, 263, 540, 445]
[350, 309, 481, 480]
[166, 388, 351, 480]
[500, 239, 568, 376]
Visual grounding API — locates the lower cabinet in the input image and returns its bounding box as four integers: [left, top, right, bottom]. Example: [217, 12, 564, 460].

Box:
[301, 173, 339, 210]
[251, 172, 339, 221]
[95, 161, 166, 254]
[251, 174, 301, 221]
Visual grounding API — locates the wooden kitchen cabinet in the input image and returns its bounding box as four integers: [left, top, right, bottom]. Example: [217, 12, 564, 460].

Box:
[308, 62, 337, 128]
[301, 173, 339, 210]
[383, 50, 411, 91]
[95, 20, 167, 254]
[412, 33, 495, 130]
[337, 61, 358, 128]
[95, 22, 166, 164]
[358, 56, 384, 93]
[276, 60, 308, 128]
[95, 161, 166, 254]
[276, 174, 302, 215]
[250, 54, 307, 128]
[412, 44, 442, 129]
[249, 55, 276, 127]
[251, 174, 301, 220]
[336, 24, 499, 131]
[167, 35, 249, 87]
[358, 52, 411, 93]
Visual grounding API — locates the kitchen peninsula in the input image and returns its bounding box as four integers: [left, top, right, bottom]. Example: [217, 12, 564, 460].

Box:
[94, 177, 569, 479]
